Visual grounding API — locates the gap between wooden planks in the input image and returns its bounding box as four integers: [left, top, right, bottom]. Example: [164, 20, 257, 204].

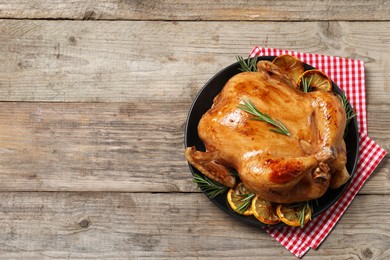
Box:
[0, 0, 389, 21]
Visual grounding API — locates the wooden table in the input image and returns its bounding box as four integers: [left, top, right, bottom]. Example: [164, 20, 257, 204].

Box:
[1, 1, 389, 259]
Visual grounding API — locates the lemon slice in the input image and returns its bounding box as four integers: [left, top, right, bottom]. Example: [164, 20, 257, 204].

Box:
[251, 196, 280, 225]
[276, 203, 312, 227]
[227, 183, 254, 216]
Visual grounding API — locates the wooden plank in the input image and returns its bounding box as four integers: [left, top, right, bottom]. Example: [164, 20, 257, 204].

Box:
[0, 102, 191, 192]
[0, 101, 387, 194]
[0, 192, 387, 259]
[367, 104, 390, 150]
[359, 161, 389, 195]
[1, 20, 390, 105]
[0, 0, 389, 21]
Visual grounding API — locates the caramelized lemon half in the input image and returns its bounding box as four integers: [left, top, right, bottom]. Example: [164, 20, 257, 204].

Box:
[273, 54, 305, 84]
[297, 69, 332, 92]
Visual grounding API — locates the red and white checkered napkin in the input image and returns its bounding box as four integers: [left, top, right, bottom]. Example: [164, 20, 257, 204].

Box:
[250, 46, 387, 258]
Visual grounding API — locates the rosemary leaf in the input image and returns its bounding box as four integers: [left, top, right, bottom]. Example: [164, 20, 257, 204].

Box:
[236, 55, 258, 72]
[234, 192, 255, 214]
[337, 91, 356, 126]
[299, 203, 307, 228]
[193, 173, 228, 199]
[286, 201, 313, 228]
[300, 201, 313, 228]
[238, 99, 291, 136]
[302, 75, 313, 93]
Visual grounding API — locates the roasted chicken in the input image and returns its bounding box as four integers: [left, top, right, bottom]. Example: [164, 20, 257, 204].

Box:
[185, 60, 350, 204]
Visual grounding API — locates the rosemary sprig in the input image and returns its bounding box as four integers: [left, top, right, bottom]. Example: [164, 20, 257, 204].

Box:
[234, 192, 255, 214]
[301, 75, 313, 93]
[338, 91, 356, 126]
[192, 173, 228, 199]
[237, 99, 291, 136]
[299, 201, 312, 228]
[236, 55, 258, 72]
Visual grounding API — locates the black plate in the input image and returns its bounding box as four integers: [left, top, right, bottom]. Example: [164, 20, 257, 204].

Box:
[184, 56, 359, 228]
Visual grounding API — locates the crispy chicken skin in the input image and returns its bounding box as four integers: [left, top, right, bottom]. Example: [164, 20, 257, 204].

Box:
[185, 61, 350, 203]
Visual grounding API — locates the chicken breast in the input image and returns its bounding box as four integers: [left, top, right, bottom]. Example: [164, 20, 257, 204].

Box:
[185, 60, 350, 203]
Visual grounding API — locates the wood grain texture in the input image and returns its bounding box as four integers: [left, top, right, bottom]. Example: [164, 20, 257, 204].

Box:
[0, 0, 389, 21]
[0, 192, 388, 259]
[0, 101, 387, 194]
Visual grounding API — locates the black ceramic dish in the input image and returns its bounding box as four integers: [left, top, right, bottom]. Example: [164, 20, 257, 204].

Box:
[184, 56, 359, 228]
